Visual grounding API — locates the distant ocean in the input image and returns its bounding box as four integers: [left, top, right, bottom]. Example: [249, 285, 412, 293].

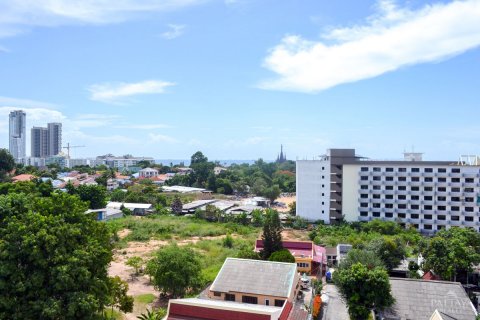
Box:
[155, 159, 260, 167]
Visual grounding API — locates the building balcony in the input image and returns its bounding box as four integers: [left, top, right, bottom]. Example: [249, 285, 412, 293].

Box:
[383, 190, 395, 195]
[358, 216, 371, 222]
[423, 172, 436, 177]
[449, 172, 463, 178]
[448, 201, 463, 206]
[396, 181, 409, 186]
[410, 191, 422, 196]
[449, 182, 463, 188]
[436, 171, 448, 177]
[409, 218, 421, 224]
[384, 171, 396, 177]
[422, 191, 435, 196]
[422, 210, 435, 215]
[449, 192, 463, 197]
[421, 218, 434, 224]
[449, 220, 462, 226]
[435, 219, 448, 225]
[462, 172, 478, 178]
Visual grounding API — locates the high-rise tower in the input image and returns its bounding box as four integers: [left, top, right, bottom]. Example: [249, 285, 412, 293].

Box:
[31, 127, 49, 157]
[9, 110, 26, 160]
[47, 122, 62, 156]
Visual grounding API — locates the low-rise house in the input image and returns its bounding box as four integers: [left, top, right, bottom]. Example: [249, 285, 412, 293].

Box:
[182, 199, 218, 214]
[208, 258, 300, 307]
[106, 179, 119, 191]
[162, 185, 206, 193]
[244, 196, 271, 208]
[138, 167, 159, 178]
[377, 278, 477, 320]
[226, 205, 263, 215]
[214, 166, 227, 175]
[106, 201, 152, 215]
[166, 298, 292, 320]
[86, 208, 123, 221]
[12, 174, 36, 182]
[255, 240, 326, 275]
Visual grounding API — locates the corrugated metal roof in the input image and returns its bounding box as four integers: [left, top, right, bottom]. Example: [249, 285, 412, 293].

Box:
[380, 278, 477, 320]
[210, 258, 297, 298]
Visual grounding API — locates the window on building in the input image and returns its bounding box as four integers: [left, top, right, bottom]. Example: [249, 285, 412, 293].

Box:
[451, 206, 460, 211]
[411, 204, 419, 210]
[424, 224, 433, 230]
[424, 187, 433, 191]
[438, 178, 447, 182]
[424, 214, 433, 220]
[275, 300, 285, 307]
[451, 216, 460, 221]
[373, 194, 380, 199]
[386, 176, 394, 181]
[373, 176, 381, 181]
[437, 196, 446, 201]
[398, 213, 406, 218]
[213, 292, 221, 297]
[412, 177, 420, 182]
[361, 185, 368, 189]
[386, 195, 394, 199]
[399, 186, 407, 191]
[465, 197, 474, 202]
[360, 176, 368, 181]
[372, 212, 380, 217]
[438, 168, 447, 173]
[398, 168, 407, 172]
[398, 204, 407, 209]
[424, 205, 433, 210]
[466, 178, 474, 183]
[386, 204, 393, 209]
[411, 187, 420, 191]
[438, 187, 447, 192]
[361, 167, 369, 172]
[425, 177, 433, 182]
[465, 188, 474, 193]
[373, 167, 381, 172]
[424, 196, 433, 201]
[465, 207, 474, 212]
[399, 177, 407, 181]
[225, 294, 235, 302]
[452, 187, 461, 192]
[411, 214, 419, 219]
[242, 296, 258, 304]
[360, 194, 368, 199]
[398, 195, 407, 200]
[465, 216, 474, 222]
[452, 197, 461, 202]
[438, 206, 446, 211]
[360, 211, 368, 217]
[424, 168, 433, 173]
[385, 212, 393, 218]
[452, 178, 461, 183]
[438, 215, 446, 220]
[386, 168, 394, 172]
[452, 168, 461, 173]
[373, 185, 381, 190]
[411, 195, 420, 200]
[373, 203, 381, 208]
[411, 168, 420, 172]
[265, 299, 270, 306]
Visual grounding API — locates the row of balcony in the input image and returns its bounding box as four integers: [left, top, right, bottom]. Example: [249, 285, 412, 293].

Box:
[358, 207, 479, 215]
[359, 171, 479, 178]
[359, 198, 476, 206]
[358, 215, 480, 226]
[359, 179, 480, 187]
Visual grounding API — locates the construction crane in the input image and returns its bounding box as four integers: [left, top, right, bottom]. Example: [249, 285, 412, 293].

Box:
[63, 143, 86, 159]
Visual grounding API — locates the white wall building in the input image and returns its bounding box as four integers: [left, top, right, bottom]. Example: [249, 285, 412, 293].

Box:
[9, 110, 26, 160]
[139, 167, 159, 178]
[297, 149, 480, 233]
[103, 156, 155, 168]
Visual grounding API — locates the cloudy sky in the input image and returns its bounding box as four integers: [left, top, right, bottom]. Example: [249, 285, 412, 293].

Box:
[0, 0, 479, 161]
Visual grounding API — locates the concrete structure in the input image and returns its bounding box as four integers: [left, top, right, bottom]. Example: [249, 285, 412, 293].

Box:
[21, 156, 46, 167]
[65, 158, 88, 168]
[102, 156, 154, 169]
[106, 201, 152, 215]
[377, 278, 477, 320]
[9, 110, 26, 160]
[297, 148, 480, 233]
[138, 167, 159, 178]
[162, 185, 206, 193]
[47, 123, 62, 156]
[255, 240, 326, 275]
[209, 258, 300, 307]
[31, 127, 48, 157]
[86, 208, 123, 221]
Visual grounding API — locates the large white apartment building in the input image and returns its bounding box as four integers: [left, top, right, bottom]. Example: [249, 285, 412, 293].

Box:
[297, 149, 480, 233]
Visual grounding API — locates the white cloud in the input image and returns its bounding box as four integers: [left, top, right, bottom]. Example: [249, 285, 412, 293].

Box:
[0, 96, 60, 109]
[0, 0, 207, 38]
[161, 24, 186, 40]
[115, 123, 172, 130]
[148, 133, 178, 143]
[88, 80, 176, 104]
[260, 0, 480, 92]
[245, 136, 268, 145]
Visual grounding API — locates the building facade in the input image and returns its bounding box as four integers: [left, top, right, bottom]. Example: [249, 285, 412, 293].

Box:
[9, 110, 26, 160]
[31, 127, 49, 157]
[297, 149, 480, 233]
[47, 122, 62, 156]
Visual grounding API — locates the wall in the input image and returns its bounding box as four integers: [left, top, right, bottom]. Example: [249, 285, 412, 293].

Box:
[342, 165, 360, 222]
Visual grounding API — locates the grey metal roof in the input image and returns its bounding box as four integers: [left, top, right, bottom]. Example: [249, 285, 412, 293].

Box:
[379, 278, 477, 320]
[210, 258, 297, 298]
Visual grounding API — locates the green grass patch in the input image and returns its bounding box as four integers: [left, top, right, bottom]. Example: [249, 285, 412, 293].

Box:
[135, 293, 156, 304]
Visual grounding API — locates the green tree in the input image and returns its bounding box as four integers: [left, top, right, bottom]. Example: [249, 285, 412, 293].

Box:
[0, 192, 113, 319]
[261, 209, 283, 259]
[126, 256, 144, 275]
[407, 261, 421, 279]
[263, 184, 281, 203]
[223, 234, 234, 248]
[419, 227, 480, 281]
[107, 276, 134, 315]
[170, 195, 183, 215]
[146, 244, 203, 298]
[75, 184, 107, 209]
[0, 149, 15, 182]
[339, 249, 385, 270]
[288, 201, 296, 216]
[334, 263, 394, 320]
[365, 237, 406, 271]
[269, 249, 295, 263]
[137, 308, 166, 320]
[251, 209, 265, 227]
[236, 249, 262, 260]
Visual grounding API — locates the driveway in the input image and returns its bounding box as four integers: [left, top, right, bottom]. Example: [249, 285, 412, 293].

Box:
[321, 284, 349, 320]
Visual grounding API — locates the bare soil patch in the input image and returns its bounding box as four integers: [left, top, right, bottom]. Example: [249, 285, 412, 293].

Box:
[282, 229, 310, 241]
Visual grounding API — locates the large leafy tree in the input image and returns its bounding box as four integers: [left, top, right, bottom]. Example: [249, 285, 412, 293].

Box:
[334, 263, 394, 320]
[261, 209, 283, 259]
[365, 237, 406, 271]
[146, 244, 203, 298]
[170, 195, 183, 215]
[72, 184, 107, 209]
[269, 249, 295, 263]
[420, 227, 480, 281]
[338, 249, 385, 270]
[0, 148, 15, 181]
[0, 192, 114, 319]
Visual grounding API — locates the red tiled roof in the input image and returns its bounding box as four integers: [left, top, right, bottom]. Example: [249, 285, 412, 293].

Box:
[12, 174, 36, 182]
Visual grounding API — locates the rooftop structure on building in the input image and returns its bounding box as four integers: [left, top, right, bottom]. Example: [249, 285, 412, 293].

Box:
[98, 155, 155, 168]
[9, 110, 26, 160]
[296, 148, 480, 233]
[106, 202, 152, 215]
[162, 185, 206, 193]
[377, 278, 477, 320]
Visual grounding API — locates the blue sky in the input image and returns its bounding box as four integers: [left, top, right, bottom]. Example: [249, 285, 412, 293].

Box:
[0, 0, 479, 161]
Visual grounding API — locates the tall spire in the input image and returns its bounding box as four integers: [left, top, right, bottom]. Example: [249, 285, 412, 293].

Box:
[276, 144, 286, 163]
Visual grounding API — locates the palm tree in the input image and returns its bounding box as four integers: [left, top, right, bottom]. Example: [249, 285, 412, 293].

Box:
[137, 308, 165, 320]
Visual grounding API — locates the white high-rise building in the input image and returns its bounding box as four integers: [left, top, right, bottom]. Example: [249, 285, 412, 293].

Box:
[297, 149, 480, 233]
[47, 122, 62, 156]
[31, 127, 49, 157]
[9, 110, 26, 160]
